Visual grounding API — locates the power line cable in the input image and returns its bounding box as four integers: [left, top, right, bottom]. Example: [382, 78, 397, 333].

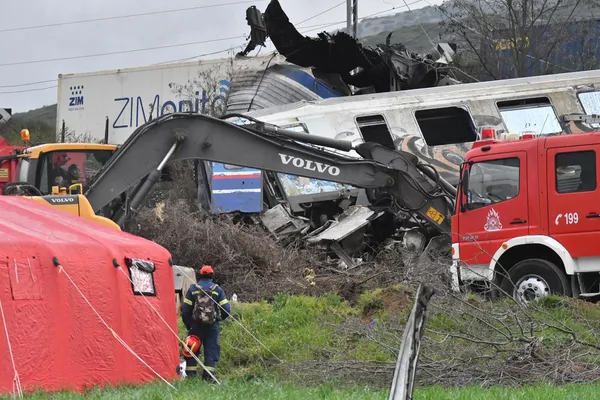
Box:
[0, 1, 359, 70]
[0, 36, 245, 68]
[0, 4, 421, 92]
[0, 85, 58, 94]
[295, 0, 347, 26]
[0, 46, 241, 90]
[0, 46, 244, 94]
[404, 23, 441, 45]
[0, 0, 268, 34]
[1, 6, 420, 76]
[0, 78, 57, 88]
[152, 1, 350, 63]
[300, 0, 425, 34]
[150, 45, 243, 65]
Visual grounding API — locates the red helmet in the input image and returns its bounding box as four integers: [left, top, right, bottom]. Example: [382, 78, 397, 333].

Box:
[199, 265, 214, 275]
[182, 335, 201, 357]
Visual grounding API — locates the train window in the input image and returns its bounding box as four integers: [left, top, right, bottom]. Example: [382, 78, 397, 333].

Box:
[577, 91, 600, 128]
[414, 106, 478, 146]
[355, 115, 395, 149]
[497, 96, 562, 135]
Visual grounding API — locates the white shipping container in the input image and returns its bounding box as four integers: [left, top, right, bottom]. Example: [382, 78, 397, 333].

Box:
[56, 54, 286, 145]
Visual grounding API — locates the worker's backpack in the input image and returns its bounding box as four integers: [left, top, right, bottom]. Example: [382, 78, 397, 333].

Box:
[192, 284, 219, 325]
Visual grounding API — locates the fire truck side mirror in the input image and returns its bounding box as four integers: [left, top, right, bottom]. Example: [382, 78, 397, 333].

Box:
[461, 168, 469, 195]
[460, 167, 470, 212]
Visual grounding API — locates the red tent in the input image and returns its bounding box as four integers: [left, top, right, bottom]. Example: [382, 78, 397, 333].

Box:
[0, 196, 180, 395]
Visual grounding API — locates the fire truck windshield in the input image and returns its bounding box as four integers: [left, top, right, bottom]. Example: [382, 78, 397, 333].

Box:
[466, 157, 520, 211]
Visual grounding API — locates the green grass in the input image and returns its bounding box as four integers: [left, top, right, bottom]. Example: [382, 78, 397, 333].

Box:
[7, 289, 600, 398]
[11, 379, 386, 400]
[418, 382, 600, 399]
[189, 293, 362, 379]
[10, 378, 600, 399]
[193, 290, 600, 383]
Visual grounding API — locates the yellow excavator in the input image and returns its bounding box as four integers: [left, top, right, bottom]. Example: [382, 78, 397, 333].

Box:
[4, 112, 459, 242]
[24, 183, 121, 231]
[1, 129, 117, 195]
[1, 129, 120, 229]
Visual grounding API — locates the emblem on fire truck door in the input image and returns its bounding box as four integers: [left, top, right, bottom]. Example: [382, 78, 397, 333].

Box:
[484, 208, 503, 232]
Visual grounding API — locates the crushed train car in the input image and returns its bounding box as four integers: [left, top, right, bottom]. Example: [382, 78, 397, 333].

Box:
[239, 0, 460, 95]
[208, 0, 465, 265]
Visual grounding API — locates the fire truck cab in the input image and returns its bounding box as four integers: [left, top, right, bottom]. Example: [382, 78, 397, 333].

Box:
[452, 128, 600, 302]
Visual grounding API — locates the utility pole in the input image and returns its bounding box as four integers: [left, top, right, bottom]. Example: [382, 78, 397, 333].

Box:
[346, 0, 358, 38]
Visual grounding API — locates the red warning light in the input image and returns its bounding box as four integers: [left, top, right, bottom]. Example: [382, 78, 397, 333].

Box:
[480, 127, 496, 140]
[521, 133, 536, 140]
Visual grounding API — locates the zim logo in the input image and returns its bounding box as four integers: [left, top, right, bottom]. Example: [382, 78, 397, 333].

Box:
[69, 85, 84, 106]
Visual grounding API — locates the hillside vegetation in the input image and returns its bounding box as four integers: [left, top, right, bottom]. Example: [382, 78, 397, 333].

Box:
[0, 104, 57, 144]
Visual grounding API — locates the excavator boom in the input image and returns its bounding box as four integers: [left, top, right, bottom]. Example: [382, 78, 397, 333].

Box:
[84, 113, 459, 233]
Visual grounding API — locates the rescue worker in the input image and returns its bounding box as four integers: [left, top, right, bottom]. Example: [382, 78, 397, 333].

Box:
[181, 265, 230, 382]
[50, 152, 71, 187]
[58, 164, 81, 188]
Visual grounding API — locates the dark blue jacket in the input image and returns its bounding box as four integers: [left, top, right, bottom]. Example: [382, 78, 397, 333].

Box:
[182, 279, 231, 330]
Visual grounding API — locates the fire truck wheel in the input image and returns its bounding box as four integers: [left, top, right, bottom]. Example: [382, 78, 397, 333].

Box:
[501, 258, 571, 303]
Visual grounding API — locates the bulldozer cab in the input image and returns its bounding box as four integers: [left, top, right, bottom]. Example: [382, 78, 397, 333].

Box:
[18, 144, 116, 195]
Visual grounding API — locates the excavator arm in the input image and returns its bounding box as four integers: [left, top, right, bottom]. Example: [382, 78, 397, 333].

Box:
[84, 113, 457, 233]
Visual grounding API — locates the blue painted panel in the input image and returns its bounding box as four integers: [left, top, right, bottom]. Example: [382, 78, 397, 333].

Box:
[211, 176, 262, 191]
[209, 65, 344, 213]
[211, 192, 262, 214]
[277, 66, 342, 98]
[210, 162, 262, 214]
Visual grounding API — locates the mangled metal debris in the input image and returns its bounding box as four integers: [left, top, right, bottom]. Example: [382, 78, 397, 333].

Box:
[259, 203, 393, 269]
[306, 206, 381, 246]
[240, 0, 461, 94]
[304, 205, 385, 268]
[260, 203, 310, 242]
[228, 0, 461, 266]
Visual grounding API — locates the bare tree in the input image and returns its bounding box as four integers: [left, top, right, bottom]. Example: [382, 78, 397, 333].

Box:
[161, 61, 240, 208]
[61, 124, 99, 143]
[439, 0, 600, 80]
[168, 61, 236, 118]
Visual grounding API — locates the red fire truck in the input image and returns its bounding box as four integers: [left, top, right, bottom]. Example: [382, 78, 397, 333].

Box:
[452, 128, 600, 301]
